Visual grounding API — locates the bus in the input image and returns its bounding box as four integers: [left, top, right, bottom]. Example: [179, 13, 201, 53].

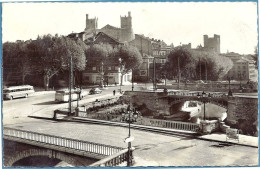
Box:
[3, 85, 35, 100]
[55, 89, 88, 102]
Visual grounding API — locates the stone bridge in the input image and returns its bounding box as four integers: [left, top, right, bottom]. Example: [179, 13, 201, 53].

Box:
[3, 127, 130, 167]
[123, 90, 258, 136]
[3, 140, 96, 167]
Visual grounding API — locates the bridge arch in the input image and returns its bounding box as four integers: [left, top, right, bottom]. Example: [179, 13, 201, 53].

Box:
[166, 97, 228, 109]
[4, 148, 87, 167]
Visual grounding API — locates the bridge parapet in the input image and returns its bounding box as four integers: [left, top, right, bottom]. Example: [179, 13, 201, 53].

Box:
[89, 149, 129, 167]
[166, 90, 229, 98]
[3, 127, 124, 158]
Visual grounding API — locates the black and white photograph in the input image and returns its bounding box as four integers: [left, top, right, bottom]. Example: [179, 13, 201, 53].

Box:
[2, 1, 259, 167]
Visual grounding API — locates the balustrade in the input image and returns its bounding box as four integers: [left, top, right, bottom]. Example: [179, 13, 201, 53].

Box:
[144, 119, 199, 132]
[89, 149, 128, 167]
[3, 127, 123, 156]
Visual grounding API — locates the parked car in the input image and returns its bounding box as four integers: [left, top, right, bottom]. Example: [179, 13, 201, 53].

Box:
[89, 88, 102, 95]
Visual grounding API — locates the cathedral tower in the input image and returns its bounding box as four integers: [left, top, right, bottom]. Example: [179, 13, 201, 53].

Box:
[120, 12, 134, 42]
[85, 14, 98, 33]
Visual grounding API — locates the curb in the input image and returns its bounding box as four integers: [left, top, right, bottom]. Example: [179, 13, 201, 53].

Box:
[195, 137, 258, 148]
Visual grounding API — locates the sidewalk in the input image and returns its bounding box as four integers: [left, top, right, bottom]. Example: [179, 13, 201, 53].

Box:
[198, 132, 258, 148]
[70, 117, 259, 148]
[32, 91, 55, 96]
[30, 109, 259, 148]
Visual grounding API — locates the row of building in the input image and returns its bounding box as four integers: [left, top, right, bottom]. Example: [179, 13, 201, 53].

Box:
[69, 11, 256, 85]
[3, 12, 257, 87]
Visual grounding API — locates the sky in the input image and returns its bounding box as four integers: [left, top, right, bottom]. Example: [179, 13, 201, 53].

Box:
[2, 2, 258, 54]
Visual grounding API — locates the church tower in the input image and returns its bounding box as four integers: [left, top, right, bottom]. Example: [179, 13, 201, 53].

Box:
[120, 12, 134, 42]
[85, 14, 98, 33]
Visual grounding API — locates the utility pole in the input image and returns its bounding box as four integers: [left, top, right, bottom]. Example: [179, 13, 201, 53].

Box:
[132, 69, 134, 91]
[69, 55, 73, 116]
[153, 57, 156, 91]
[178, 56, 180, 89]
[199, 58, 201, 81]
[100, 62, 104, 88]
[205, 61, 207, 82]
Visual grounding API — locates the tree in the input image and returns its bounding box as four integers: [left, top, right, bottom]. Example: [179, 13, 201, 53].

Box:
[28, 34, 86, 90]
[3, 41, 32, 85]
[85, 43, 115, 86]
[252, 46, 258, 69]
[57, 37, 87, 87]
[190, 50, 233, 81]
[163, 47, 196, 81]
[115, 45, 142, 85]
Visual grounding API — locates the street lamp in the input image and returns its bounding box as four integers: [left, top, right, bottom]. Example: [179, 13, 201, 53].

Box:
[76, 87, 82, 108]
[121, 106, 139, 166]
[119, 58, 122, 93]
[238, 73, 242, 90]
[227, 77, 233, 96]
[132, 69, 134, 91]
[197, 91, 210, 121]
[153, 57, 157, 91]
[100, 62, 104, 88]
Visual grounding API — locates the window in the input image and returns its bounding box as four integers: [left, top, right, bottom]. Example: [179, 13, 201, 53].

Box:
[108, 67, 111, 70]
[93, 67, 96, 71]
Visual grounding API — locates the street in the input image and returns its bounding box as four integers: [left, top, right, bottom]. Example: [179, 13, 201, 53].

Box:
[2, 85, 258, 167]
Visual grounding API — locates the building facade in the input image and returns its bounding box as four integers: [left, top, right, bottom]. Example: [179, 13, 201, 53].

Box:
[224, 52, 257, 82]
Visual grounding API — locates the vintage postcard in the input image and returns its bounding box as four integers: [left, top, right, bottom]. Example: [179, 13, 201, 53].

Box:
[1, 1, 258, 167]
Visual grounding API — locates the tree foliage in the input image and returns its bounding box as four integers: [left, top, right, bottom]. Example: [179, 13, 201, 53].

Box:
[3, 34, 87, 89]
[3, 41, 32, 84]
[85, 43, 115, 70]
[252, 46, 258, 69]
[163, 47, 233, 81]
[115, 45, 143, 75]
[163, 47, 196, 80]
[191, 50, 233, 80]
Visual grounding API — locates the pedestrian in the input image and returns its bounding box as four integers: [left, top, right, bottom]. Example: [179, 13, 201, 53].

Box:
[113, 90, 116, 96]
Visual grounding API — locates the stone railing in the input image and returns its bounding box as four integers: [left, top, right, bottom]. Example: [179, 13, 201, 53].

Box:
[3, 127, 123, 156]
[167, 90, 228, 98]
[138, 118, 200, 132]
[89, 149, 129, 167]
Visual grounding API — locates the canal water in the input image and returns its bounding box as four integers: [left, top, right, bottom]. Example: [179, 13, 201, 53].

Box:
[3, 140, 98, 167]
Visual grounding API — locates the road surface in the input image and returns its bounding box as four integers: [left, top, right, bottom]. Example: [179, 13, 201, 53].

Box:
[2, 85, 258, 167]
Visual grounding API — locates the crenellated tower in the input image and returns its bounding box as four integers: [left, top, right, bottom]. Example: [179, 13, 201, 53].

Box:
[120, 11, 134, 42]
[85, 14, 98, 33]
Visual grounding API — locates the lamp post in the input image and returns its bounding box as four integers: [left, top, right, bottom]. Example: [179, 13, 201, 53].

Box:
[178, 55, 180, 89]
[69, 55, 73, 116]
[121, 106, 139, 166]
[197, 91, 210, 121]
[100, 62, 104, 88]
[228, 77, 233, 96]
[132, 69, 134, 91]
[153, 57, 156, 91]
[238, 73, 242, 90]
[76, 87, 81, 108]
[119, 58, 122, 93]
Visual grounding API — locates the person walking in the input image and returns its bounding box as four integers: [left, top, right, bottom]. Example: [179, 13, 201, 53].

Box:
[113, 90, 116, 96]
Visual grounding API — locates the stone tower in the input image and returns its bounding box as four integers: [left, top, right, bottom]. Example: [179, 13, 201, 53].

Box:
[85, 14, 98, 33]
[120, 12, 134, 42]
[203, 34, 220, 53]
